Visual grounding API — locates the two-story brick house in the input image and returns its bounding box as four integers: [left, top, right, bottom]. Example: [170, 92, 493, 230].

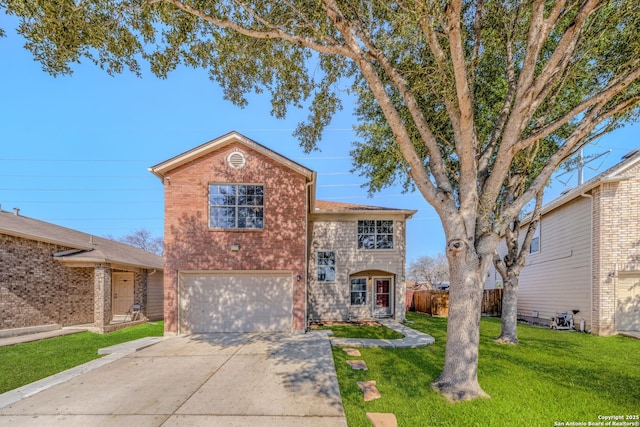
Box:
[149, 132, 415, 334]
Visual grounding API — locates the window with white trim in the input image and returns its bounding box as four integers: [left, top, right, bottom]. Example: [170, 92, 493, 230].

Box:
[357, 220, 394, 249]
[317, 251, 336, 282]
[350, 278, 367, 305]
[209, 184, 264, 229]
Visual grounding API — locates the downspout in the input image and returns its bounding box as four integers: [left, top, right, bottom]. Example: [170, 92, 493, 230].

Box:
[304, 172, 317, 332]
[580, 192, 593, 333]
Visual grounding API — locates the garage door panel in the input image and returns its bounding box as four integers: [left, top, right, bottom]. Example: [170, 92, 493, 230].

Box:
[617, 275, 640, 332]
[180, 273, 292, 333]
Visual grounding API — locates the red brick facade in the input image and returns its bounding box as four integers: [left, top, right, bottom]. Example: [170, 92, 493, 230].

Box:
[162, 141, 309, 333]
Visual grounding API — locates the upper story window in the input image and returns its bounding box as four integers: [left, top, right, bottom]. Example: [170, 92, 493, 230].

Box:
[357, 220, 394, 250]
[530, 225, 540, 254]
[317, 251, 336, 282]
[209, 184, 264, 229]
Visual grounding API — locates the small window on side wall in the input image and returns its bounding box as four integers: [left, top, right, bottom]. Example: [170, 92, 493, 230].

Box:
[317, 251, 336, 282]
[530, 225, 540, 254]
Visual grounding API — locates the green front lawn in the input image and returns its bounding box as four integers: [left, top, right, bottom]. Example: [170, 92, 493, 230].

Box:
[331, 313, 640, 426]
[0, 321, 164, 394]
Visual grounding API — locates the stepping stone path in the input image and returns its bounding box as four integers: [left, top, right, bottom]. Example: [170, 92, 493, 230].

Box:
[367, 412, 398, 427]
[337, 321, 432, 426]
[342, 348, 361, 357]
[357, 380, 382, 402]
[346, 359, 368, 370]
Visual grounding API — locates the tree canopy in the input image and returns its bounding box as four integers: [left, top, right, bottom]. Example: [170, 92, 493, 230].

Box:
[106, 228, 164, 256]
[3, 0, 639, 401]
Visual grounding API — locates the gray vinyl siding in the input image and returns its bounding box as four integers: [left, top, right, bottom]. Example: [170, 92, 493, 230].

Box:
[517, 196, 592, 329]
[307, 214, 407, 322]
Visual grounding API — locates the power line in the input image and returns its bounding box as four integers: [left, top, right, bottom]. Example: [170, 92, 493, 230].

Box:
[0, 174, 154, 179]
[39, 217, 162, 221]
[0, 156, 351, 162]
[0, 188, 155, 192]
[1, 200, 162, 204]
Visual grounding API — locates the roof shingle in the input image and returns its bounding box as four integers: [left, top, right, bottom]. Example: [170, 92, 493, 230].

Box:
[0, 210, 163, 270]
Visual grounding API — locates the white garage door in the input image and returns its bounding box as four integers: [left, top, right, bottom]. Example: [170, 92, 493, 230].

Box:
[617, 274, 640, 332]
[179, 272, 293, 333]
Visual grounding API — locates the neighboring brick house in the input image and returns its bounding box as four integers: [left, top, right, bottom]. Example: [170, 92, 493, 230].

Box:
[485, 149, 640, 335]
[149, 131, 415, 335]
[0, 210, 164, 334]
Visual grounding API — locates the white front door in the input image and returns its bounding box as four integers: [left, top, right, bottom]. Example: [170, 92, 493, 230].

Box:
[112, 272, 135, 315]
[373, 278, 393, 317]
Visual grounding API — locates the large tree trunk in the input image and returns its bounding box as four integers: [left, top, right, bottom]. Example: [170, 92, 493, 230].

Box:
[496, 275, 519, 344]
[432, 240, 491, 401]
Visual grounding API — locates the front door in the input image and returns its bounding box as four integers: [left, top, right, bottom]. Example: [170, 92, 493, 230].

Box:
[374, 278, 392, 317]
[112, 272, 134, 315]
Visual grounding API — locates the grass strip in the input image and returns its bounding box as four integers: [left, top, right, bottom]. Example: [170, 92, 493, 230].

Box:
[314, 323, 404, 340]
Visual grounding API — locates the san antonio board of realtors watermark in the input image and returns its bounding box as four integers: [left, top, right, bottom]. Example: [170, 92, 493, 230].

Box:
[554, 415, 640, 426]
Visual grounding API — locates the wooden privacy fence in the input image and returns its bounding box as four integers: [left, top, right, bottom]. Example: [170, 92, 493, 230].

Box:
[409, 289, 503, 317]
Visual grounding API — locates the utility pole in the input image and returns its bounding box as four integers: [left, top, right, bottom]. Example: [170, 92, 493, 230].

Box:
[558, 148, 611, 186]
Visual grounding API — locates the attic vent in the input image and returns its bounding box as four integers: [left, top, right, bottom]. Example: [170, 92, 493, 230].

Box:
[227, 151, 246, 169]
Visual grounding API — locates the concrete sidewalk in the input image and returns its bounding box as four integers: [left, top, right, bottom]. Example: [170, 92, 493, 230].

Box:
[328, 320, 435, 348]
[0, 332, 347, 427]
[0, 327, 89, 347]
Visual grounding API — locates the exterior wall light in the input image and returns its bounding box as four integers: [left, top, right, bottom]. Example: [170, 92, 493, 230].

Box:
[230, 243, 241, 252]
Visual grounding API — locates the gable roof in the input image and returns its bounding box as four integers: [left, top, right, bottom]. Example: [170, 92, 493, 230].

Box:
[0, 210, 163, 270]
[314, 200, 416, 219]
[148, 131, 315, 181]
[539, 148, 640, 217]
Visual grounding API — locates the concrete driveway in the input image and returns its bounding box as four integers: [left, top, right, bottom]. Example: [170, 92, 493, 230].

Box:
[0, 332, 347, 427]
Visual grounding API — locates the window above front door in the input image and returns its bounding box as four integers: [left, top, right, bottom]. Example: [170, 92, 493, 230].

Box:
[357, 220, 394, 249]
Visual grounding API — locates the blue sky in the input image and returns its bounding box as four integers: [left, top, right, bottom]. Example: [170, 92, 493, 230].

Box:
[1, 16, 638, 263]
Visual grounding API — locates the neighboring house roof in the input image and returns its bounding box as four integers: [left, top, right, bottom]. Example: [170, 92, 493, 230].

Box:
[148, 131, 316, 181]
[524, 148, 640, 222]
[314, 200, 417, 219]
[0, 210, 163, 270]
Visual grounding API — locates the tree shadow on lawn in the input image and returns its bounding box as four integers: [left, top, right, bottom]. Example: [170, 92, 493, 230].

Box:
[389, 313, 640, 403]
[338, 313, 640, 425]
[485, 337, 640, 410]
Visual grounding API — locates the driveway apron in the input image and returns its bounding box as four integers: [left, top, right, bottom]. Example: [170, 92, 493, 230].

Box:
[0, 332, 347, 427]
